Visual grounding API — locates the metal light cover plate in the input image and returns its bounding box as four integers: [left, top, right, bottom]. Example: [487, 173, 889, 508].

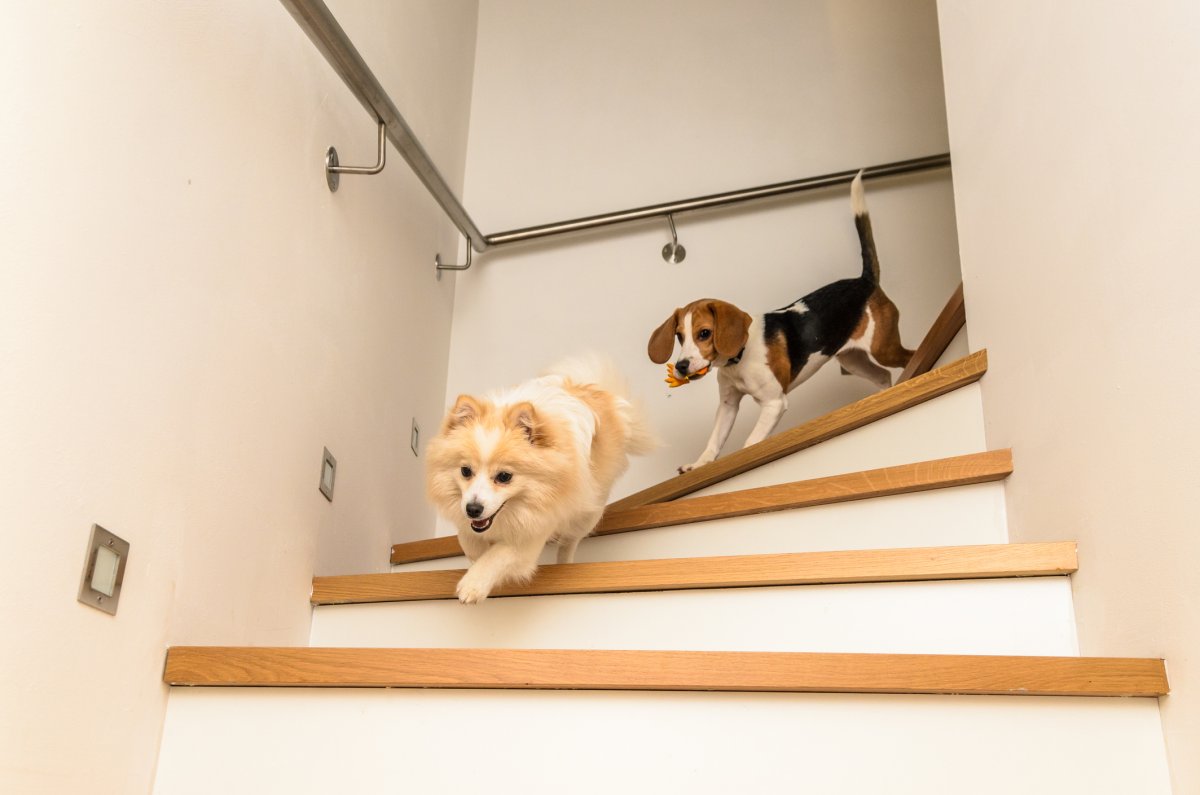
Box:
[78, 524, 129, 616]
[319, 447, 337, 501]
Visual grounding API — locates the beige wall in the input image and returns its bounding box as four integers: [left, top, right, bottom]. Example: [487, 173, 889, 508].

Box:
[446, 0, 964, 512]
[937, 1, 1200, 789]
[0, 1, 476, 792]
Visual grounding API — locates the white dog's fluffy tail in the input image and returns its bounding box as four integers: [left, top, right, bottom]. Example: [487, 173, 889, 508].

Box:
[546, 353, 658, 456]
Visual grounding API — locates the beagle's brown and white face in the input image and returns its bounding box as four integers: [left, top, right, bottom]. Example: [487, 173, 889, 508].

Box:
[647, 299, 754, 376]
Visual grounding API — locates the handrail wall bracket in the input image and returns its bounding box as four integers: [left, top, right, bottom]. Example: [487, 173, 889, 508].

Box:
[326, 120, 387, 192]
[661, 214, 686, 263]
[435, 239, 473, 277]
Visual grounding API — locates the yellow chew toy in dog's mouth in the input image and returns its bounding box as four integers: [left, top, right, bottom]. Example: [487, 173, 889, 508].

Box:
[665, 362, 711, 387]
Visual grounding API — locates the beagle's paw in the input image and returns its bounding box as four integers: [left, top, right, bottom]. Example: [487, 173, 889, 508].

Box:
[678, 456, 714, 475]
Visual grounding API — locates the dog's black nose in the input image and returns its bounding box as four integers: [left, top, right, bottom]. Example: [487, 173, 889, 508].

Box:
[465, 502, 484, 519]
[676, 359, 691, 375]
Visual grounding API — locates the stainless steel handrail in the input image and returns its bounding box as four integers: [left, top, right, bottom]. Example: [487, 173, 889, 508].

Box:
[484, 154, 950, 248]
[281, 0, 951, 260]
[280, 0, 487, 251]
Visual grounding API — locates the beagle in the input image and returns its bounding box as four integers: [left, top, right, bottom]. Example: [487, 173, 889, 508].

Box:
[648, 172, 913, 474]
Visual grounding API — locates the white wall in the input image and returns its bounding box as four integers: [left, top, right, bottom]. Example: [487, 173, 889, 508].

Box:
[936, 1, 1200, 791]
[0, 1, 476, 792]
[444, 0, 964, 514]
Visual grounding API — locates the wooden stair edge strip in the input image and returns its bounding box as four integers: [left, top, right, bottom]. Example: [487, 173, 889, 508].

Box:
[595, 449, 1012, 536]
[897, 282, 966, 384]
[317, 541, 1074, 605]
[387, 535, 461, 565]
[162, 647, 1168, 697]
[606, 348, 988, 512]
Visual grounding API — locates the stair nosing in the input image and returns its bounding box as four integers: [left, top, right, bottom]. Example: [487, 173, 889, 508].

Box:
[316, 541, 1073, 605]
[163, 646, 1168, 697]
[595, 449, 1011, 536]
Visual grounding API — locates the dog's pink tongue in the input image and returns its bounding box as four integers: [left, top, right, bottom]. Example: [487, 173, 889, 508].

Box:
[471, 518, 489, 531]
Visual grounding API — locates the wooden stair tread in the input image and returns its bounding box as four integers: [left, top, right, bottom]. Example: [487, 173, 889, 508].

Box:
[608, 347, 988, 511]
[387, 535, 460, 566]
[163, 647, 1167, 697]
[317, 541, 1072, 604]
[596, 449, 1010, 535]
[391, 350, 988, 565]
[389, 448, 1012, 566]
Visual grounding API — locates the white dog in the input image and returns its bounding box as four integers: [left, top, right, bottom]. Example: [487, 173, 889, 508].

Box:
[426, 355, 654, 604]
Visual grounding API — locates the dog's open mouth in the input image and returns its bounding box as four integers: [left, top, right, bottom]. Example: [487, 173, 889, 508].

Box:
[469, 504, 505, 533]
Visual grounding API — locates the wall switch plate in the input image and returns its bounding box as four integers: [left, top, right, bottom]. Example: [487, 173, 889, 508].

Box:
[78, 524, 129, 615]
[410, 419, 420, 456]
[319, 447, 337, 501]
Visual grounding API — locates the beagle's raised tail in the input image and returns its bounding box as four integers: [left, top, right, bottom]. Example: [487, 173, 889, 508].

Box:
[851, 170, 880, 286]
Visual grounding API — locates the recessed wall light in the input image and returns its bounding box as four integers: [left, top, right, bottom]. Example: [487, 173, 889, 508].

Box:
[78, 525, 129, 615]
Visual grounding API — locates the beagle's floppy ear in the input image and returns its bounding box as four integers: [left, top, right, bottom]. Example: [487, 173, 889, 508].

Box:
[648, 309, 681, 364]
[707, 301, 753, 359]
[444, 394, 483, 431]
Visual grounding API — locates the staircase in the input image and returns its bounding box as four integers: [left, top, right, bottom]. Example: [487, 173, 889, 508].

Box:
[153, 350, 1173, 794]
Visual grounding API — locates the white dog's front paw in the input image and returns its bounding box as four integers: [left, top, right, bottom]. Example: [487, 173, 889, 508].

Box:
[456, 573, 491, 605]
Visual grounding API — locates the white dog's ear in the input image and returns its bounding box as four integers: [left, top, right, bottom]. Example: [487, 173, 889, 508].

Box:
[648, 309, 681, 364]
[708, 300, 753, 359]
[445, 395, 483, 431]
[505, 401, 547, 446]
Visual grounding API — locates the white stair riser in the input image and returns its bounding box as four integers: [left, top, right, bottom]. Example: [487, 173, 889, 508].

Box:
[690, 382, 987, 497]
[311, 577, 1076, 656]
[395, 481, 1008, 572]
[154, 688, 1171, 795]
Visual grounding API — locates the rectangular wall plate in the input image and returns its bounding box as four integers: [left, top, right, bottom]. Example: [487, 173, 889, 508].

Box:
[78, 524, 129, 615]
[410, 418, 420, 456]
[319, 447, 337, 501]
